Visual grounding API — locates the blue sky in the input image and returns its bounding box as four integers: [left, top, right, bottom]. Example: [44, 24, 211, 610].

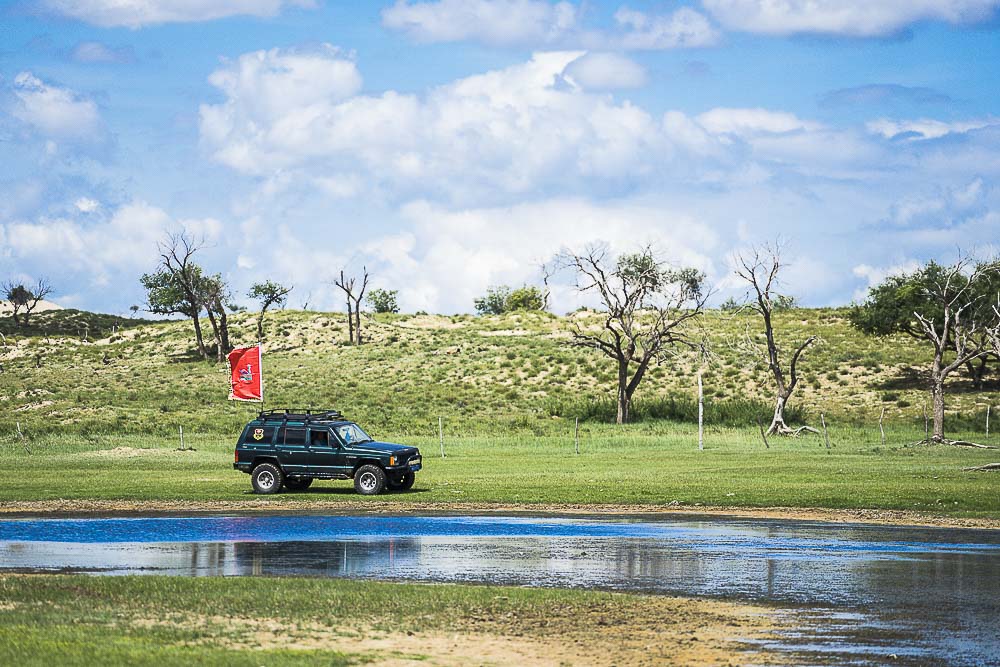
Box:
[2, 0, 999, 315]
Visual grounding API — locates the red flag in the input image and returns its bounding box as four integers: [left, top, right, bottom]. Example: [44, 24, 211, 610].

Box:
[227, 345, 263, 402]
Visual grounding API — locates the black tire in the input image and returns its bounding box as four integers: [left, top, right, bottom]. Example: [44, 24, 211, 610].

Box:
[284, 477, 313, 491]
[251, 462, 284, 495]
[354, 464, 386, 496]
[388, 472, 415, 491]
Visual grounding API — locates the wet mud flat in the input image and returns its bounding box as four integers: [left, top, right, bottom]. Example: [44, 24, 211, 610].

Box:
[1, 514, 998, 665]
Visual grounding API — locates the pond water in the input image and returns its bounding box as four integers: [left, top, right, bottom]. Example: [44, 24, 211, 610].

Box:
[1, 513, 998, 666]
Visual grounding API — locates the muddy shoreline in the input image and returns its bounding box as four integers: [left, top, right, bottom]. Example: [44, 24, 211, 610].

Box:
[1, 499, 997, 529]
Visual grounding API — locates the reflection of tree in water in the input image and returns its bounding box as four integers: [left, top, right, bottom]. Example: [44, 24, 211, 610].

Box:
[232, 539, 423, 577]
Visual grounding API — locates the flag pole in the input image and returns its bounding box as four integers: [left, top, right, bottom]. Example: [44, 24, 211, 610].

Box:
[261, 341, 266, 414]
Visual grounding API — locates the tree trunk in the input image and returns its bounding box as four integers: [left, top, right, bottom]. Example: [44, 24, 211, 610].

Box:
[931, 374, 946, 442]
[217, 306, 231, 355]
[616, 360, 631, 424]
[346, 301, 354, 344]
[354, 303, 362, 345]
[204, 308, 223, 362]
[256, 309, 266, 342]
[768, 393, 790, 435]
[191, 313, 208, 359]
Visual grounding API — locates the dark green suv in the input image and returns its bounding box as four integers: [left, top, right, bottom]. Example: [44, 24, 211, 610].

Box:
[233, 409, 422, 495]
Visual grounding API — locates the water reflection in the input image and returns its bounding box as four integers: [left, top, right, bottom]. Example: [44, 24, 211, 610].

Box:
[1, 514, 998, 666]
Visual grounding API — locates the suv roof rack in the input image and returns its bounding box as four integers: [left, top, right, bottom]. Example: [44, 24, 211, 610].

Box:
[257, 408, 346, 422]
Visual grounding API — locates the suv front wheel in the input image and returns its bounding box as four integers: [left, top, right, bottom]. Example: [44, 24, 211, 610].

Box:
[354, 464, 386, 495]
[252, 462, 284, 495]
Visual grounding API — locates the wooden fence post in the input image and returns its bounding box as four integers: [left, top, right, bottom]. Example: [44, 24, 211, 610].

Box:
[574, 418, 580, 455]
[439, 417, 445, 458]
[879, 407, 886, 447]
[923, 403, 929, 442]
[697, 372, 704, 452]
[821, 413, 831, 450]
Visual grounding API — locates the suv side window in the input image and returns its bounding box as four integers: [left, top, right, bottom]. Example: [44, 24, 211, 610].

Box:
[278, 427, 307, 446]
[242, 426, 274, 444]
[310, 429, 329, 447]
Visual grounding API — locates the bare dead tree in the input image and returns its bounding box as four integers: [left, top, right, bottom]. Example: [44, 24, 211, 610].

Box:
[555, 244, 709, 424]
[735, 243, 818, 436]
[334, 267, 370, 345]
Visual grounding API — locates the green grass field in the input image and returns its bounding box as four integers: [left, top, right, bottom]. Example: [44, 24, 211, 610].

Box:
[3, 424, 998, 515]
[0, 575, 778, 666]
[2, 307, 999, 517]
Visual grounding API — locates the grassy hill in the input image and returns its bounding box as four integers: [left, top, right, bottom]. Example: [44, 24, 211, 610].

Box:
[1, 307, 997, 438]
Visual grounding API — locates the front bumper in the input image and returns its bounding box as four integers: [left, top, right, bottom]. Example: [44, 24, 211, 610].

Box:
[387, 456, 422, 473]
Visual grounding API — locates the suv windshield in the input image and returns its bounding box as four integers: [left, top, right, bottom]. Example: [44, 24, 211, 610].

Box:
[335, 423, 373, 445]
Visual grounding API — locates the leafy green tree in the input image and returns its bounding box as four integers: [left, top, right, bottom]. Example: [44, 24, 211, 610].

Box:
[142, 232, 210, 359]
[366, 288, 399, 314]
[557, 244, 708, 424]
[248, 280, 292, 340]
[850, 257, 1000, 442]
[506, 286, 545, 311]
[474, 286, 512, 315]
[3, 279, 53, 327]
[474, 285, 545, 314]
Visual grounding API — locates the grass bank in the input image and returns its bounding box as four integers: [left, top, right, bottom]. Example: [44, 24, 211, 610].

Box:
[2, 423, 998, 518]
[0, 574, 782, 666]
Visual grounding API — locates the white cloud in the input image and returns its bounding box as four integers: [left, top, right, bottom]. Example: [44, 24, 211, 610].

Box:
[75, 197, 100, 213]
[696, 107, 821, 136]
[1, 201, 220, 288]
[10, 72, 102, 141]
[866, 117, 998, 141]
[613, 6, 719, 49]
[381, 0, 580, 45]
[201, 49, 686, 201]
[70, 41, 135, 64]
[40, 0, 316, 29]
[204, 48, 977, 203]
[702, 0, 1000, 37]
[362, 198, 719, 313]
[563, 52, 647, 89]
[852, 260, 922, 300]
[884, 177, 987, 228]
[382, 0, 717, 49]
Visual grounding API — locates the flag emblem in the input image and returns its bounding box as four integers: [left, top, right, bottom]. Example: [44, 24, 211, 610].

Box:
[227, 346, 264, 402]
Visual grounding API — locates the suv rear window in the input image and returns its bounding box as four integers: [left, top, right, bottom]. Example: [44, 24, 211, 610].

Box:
[277, 427, 307, 446]
[242, 426, 274, 444]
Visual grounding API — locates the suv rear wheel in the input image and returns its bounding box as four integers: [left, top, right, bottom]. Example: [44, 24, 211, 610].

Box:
[251, 462, 284, 494]
[388, 472, 415, 491]
[354, 464, 386, 495]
